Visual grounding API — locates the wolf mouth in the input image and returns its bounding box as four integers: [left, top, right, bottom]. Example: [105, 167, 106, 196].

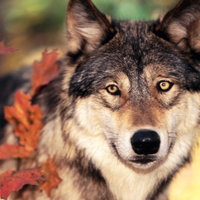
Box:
[130, 156, 157, 164]
[111, 142, 157, 164]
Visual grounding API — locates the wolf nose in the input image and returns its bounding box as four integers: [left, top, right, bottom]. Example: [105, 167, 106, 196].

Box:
[131, 130, 160, 155]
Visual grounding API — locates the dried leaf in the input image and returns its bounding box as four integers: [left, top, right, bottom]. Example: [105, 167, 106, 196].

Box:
[4, 90, 43, 153]
[14, 124, 41, 152]
[31, 50, 60, 96]
[39, 156, 62, 196]
[0, 144, 32, 160]
[0, 169, 46, 199]
[0, 41, 17, 54]
[4, 90, 32, 128]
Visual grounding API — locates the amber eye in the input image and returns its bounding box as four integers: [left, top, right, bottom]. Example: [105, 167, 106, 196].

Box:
[106, 85, 120, 95]
[158, 81, 173, 91]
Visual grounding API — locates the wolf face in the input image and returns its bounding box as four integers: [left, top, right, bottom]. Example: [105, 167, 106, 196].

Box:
[1, 0, 200, 199]
[64, 0, 200, 171]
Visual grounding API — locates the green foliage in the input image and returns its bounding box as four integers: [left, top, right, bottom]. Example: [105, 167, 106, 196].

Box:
[0, 0, 179, 74]
[1, 0, 67, 34]
[2, 0, 179, 35]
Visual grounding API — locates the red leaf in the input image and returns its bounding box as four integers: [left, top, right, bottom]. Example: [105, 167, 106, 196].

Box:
[39, 156, 62, 196]
[0, 41, 17, 54]
[0, 144, 32, 160]
[31, 49, 60, 96]
[0, 169, 46, 199]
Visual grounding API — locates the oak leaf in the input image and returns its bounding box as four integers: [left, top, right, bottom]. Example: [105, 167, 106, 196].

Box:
[39, 156, 62, 197]
[0, 144, 32, 160]
[12, 103, 43, 151]
[31, 49, 60, 96]
[14, 123, 41, 152]
[2, 90, 43, 158]
[0, 169, 46, 199]
[0, 41, 17, 54]
[4, 90, 32, 128]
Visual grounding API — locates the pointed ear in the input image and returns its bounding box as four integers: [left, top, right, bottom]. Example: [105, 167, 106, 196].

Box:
[66, 0, 116, 59]
[155, 0, 200, 53]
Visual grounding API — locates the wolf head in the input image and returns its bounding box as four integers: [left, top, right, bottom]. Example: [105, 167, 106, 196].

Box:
[63, 0, 200, 170]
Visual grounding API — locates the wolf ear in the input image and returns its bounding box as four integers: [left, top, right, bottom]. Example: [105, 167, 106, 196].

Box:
[155, 0, 200, 53]
[66, 0, 116, 59]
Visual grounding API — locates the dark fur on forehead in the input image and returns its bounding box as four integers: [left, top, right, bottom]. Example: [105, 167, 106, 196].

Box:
[69, 31, 200, 98]
[67, 0, 200, 98]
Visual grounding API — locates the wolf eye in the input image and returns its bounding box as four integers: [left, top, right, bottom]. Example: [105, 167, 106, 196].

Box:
[106, 85, 120, 95]
[158, 81, 173, 92]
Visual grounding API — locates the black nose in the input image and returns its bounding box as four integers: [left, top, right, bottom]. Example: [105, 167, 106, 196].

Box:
[131, 130, 160, 155]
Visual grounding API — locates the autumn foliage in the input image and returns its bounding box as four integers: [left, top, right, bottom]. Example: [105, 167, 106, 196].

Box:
[31, 49, 60, 96]
[0, 43, 62, 199]
[39, 156, 62, 196]
[0, 41, 17, 55]
[1, 90, 43, 158]
[0, 169, 46, 199]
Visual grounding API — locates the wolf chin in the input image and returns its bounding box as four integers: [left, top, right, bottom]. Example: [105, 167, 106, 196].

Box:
[1, 0, 200, 199]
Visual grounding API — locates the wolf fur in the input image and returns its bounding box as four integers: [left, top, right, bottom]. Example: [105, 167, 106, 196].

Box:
[1, 0, 200, 199]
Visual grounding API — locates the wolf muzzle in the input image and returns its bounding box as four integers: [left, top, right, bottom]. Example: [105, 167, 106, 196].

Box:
[131, 130, 160, 155]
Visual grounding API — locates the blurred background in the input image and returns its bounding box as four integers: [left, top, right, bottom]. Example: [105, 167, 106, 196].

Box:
[0, 0, 179, 75]
[1, 0, 200, 199]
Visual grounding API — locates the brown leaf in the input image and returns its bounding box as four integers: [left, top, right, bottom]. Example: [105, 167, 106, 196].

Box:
[31, 49, 60, 96]
[0, 169, 46, 199]
[0, 41, 17, 54]
[39, 156, 62, 197]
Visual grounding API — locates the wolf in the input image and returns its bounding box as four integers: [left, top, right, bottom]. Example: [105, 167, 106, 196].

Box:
[1, 0, 200, 199]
